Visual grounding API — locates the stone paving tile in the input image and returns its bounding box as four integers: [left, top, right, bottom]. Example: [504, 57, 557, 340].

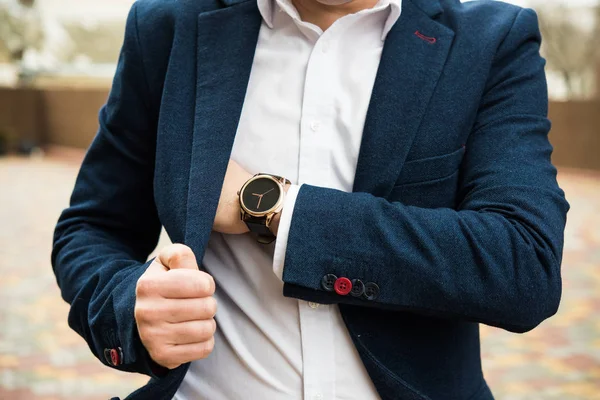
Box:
[0, 155, 598, 400]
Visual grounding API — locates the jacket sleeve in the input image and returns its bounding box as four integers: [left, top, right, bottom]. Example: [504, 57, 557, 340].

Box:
[51, 3, 165, 377]
[280, 8, 570, 333]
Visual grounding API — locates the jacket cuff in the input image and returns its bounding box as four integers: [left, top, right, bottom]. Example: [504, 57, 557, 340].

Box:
[110, 258, 168, 379]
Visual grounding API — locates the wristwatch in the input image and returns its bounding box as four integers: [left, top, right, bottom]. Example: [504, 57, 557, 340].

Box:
[238, 173, 291, 244]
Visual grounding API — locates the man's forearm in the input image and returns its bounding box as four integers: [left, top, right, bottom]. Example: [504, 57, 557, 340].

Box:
[280, 182, 568, 333]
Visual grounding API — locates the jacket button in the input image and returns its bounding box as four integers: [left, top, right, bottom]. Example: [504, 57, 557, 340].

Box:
[350, 279, 365, 297]
[363, 282, 380, 301]
[334, 277, 353, 296]
[321, 274, 338, 291]
[104, 347, 123, 366]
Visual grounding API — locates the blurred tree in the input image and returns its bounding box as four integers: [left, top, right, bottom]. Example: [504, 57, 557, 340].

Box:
[534, 2, 600, 100]
[0, 0, 44, 64]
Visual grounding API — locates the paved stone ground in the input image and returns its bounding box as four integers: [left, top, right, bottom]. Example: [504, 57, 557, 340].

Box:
[0, 155, 598, 400]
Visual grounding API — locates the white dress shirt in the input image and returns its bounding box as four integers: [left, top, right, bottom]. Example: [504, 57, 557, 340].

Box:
[174, 0, 401, 398]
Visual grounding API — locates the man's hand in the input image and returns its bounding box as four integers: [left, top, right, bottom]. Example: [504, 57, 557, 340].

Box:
[213, 160, 253, 234]
[135, 244, 217, 370]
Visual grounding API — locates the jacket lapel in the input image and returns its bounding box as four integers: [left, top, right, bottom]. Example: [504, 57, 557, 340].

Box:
[352, 0, 454, 196]
[185, 1, 262, 255]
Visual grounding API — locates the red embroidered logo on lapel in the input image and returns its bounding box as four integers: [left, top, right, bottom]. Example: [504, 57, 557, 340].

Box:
[414, 31, 437, 44]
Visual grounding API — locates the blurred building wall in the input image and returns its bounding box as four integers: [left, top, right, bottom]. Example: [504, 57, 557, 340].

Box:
[548, 101, 600, 170]
[1, 0, 598, 171]
[1, 86, 598, 171]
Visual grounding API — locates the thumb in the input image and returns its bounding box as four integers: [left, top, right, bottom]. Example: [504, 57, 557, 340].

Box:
[158, 244, 199, 271]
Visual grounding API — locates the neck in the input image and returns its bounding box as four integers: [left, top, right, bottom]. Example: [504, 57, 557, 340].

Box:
[291, 0, 380, 31]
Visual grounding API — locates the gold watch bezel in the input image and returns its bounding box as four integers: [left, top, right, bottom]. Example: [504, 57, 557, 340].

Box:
[238, 174, 286, 219]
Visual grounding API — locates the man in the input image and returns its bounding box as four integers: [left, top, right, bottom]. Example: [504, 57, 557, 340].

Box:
[51, 0, 569, 398]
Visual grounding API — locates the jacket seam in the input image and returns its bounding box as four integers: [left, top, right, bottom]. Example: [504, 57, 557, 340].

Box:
[394, 168, 459, 188]
[490, 8, 525, 68]
[132, 3, 155, 119]
[466, 378, 488, 400]
[404, 146, 465, 165]
[347, 329, 431, 400]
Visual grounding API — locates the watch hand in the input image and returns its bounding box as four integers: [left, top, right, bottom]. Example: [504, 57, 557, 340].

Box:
[260, 188, 275, 196]
[251, 193, 264, 208]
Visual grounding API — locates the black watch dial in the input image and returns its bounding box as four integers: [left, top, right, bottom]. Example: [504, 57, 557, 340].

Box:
[242, 177, 281, 213]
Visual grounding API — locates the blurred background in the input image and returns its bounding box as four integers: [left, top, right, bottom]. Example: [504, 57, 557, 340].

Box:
[0, 0, 598, 399]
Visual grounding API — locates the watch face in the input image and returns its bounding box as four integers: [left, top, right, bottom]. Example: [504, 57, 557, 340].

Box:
[241, 177, 281, 213]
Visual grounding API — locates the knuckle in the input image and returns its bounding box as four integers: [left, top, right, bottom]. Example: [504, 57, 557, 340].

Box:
[134, 304, 147, 323]
[140, 304, 161, 323]
[207, 275, 216, 295]
[150, 349, 164, 364]
[151, 347, 169, 366]
[138, 326, 155, 345]
[208, 297, 218, 316]
[199, 338, 215, 359]
[170, 243, 192, 254]
[169, 251, 184, 267]
[196, 274, 215, 296]
[205, 337, 216, 355]
[200, 297, 217, 317]
[165, 362, 180, 370]
[137, 326, 150, 344]
[189, 276, 207, 297]
[136, 277, 156, 297]
[167, 244, 192, 262]
[190, 278, 204, 297]
[199, 319, 216, 339]
[153, 347, 181, 370]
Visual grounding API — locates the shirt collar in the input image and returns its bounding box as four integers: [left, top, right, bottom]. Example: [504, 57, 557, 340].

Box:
[257, 0, 402, 41]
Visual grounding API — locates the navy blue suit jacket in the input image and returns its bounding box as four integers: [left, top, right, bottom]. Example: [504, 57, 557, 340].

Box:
[52, 0, 569, 398]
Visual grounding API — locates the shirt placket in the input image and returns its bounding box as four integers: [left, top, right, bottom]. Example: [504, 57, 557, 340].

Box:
[297, 25, 340, 400]
[297, 30, 336, 188]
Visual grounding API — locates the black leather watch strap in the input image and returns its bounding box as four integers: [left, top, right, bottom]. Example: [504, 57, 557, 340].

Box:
[244, 217, 276, 244]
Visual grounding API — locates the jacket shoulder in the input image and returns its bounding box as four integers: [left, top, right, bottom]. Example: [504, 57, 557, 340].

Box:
[133, 0, 223, 33]
[436, 0, 541, 62]
[439, 0, 532, 38]
[441, 0, 523, 19]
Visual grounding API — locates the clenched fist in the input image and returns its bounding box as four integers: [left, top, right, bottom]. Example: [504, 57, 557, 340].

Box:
[135, 244, 217, 369]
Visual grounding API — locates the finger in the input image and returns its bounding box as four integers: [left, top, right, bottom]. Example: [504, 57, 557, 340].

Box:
[169, 337, 215, 365]
[165, 297, 218, 322]
[158, 269, 216, 299]
[166, 319, 217, 345]
[134, 296, 217, 325]
[159, 244, 198, 270]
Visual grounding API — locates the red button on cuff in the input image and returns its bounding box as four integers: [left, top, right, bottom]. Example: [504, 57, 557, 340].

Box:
[110, 348, 121, 366]
[334, 277, 353, 296]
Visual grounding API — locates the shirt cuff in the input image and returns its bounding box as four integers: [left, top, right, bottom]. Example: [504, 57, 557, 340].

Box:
[272, 184, 301, 281]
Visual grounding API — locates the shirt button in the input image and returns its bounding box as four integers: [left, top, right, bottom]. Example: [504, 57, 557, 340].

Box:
[310, 120, 320, 132]
[308, 301, 320, 309]
[313, 393, 323, 400]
